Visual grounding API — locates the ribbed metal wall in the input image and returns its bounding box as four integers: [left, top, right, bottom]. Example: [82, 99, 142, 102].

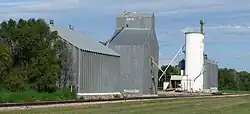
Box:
[203, 59, 218, 89]
[72, 44, 79, 86]
[149, 30, 159, 93]
[66, 44, 120, 93]
[109, 45, 144, 94]
[108, 33, 159, 95]
[78, 51, 120, 93]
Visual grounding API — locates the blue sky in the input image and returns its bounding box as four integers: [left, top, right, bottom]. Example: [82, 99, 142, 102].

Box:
[1, 0, 250, 71]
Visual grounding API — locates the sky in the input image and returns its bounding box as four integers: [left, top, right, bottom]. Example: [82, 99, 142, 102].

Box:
[1, 0, 250, 71]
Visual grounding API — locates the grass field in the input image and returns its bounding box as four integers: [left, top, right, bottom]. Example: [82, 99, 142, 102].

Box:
[0, 88, 75, 103]
[2, 96, 250, 114]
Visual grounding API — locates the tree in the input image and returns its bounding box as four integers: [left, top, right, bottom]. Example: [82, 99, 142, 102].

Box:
[0, 18, 65, 92]
[158, 65, 180, 88]
[54, 40, 73, 88]
[0, 43, 12, 84]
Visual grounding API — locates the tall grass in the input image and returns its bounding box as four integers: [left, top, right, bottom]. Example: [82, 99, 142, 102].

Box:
[220, 90, 249, 94]
[0, 88, 75, 103]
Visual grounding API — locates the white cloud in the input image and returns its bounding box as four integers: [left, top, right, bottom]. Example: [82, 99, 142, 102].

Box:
[19, 0, 81, 11]
[0, 0, 82, 18]
[235, 52, 250, 58]
[80, 0, 250, 16]
[1, 0, 250, 18]
[1, 0, 81, 9]
[179, 25, 250, 45]
[0, 12, 49, 20]
[181, 25, 250, 32]
[180, 27, 197, 33]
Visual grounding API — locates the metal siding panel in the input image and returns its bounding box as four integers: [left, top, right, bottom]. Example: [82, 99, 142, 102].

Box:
[84, 51, 88, 92]
[109, 45, 144, 94]
[75, 47, 78, 87]
[106, 55, 111, 92]
[85, 52, 89, 92]
[88, 52, 91, 92]
[94, 53, 98, 92]
[81, 51, 84, 93]
[101, 54, 104, 92]
[143, 45, 150, 94]
[97, 53, 102, 92]
[84, 52, 88, 92]
[148, 31, 158, 94]
[90, 52, 94, 92]
[89, 53, 94, 92]
[96, 53, 101, 92]
[77, 50, 120, 93]
[203, 61, 209, 89]
[203, 60, 218, 90]
[77, 49, 80, 92]
[100, 56, 106, 92]
[103, 55, 108, 92]
[212, 64, 218, 88]
[81, 50, 84, 92]
[79, 50, 83, 93]
[72, 46, 78, 86]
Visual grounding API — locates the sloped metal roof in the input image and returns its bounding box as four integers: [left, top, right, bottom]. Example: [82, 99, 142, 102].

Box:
[108, 28, 150, 45]
[50, 25, 120, 57]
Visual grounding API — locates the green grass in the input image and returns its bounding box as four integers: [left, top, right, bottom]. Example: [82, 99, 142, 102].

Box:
[220, 90, 250, 94]
[0, 88, 75, 103]
[2, 95, 250, 114]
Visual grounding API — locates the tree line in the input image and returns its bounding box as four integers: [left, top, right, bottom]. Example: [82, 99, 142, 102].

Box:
[158, 65, 250, 91]
[0, 18, 250, 94]
[0, 18, 71, 93]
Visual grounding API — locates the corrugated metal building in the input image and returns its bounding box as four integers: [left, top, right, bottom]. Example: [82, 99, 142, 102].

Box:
[203, 57, 218, 92]
[106, 11, 159, 95]
[49, 24, 121, 94]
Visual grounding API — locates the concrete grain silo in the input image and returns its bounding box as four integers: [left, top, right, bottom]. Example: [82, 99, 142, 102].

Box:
[106, 11, 159, 95]
[183, 32, 205, 92]
[181, 24, 218, 93]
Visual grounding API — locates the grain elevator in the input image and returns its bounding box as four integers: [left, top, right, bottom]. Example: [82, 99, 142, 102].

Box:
[105, 11, 159, 95]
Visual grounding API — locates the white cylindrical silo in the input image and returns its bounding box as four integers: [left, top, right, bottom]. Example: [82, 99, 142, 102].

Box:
[184, 32, 204, 92]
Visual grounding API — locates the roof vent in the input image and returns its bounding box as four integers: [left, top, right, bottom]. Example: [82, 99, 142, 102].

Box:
[49, 20, 54, 25]
[69, 25, 74, 30]
[204, 54, 208, 59]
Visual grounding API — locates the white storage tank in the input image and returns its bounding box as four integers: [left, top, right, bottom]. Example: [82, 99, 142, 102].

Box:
[184, 32, 204, 92]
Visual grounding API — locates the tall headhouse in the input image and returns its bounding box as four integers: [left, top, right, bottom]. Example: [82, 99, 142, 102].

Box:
[107, 11, 159, 95]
